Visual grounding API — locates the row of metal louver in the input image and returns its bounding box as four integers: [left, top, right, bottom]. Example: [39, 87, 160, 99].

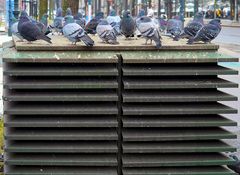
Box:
[3, 57, 238, 175]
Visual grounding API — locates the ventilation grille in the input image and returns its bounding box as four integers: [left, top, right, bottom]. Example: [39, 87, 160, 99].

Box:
[3, 61, 238, 175]
[121, 63, 238, 175]
[4, 62, 119, 175]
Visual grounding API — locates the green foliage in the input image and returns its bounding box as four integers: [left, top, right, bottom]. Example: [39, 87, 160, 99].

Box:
[39, 0, 48, 20]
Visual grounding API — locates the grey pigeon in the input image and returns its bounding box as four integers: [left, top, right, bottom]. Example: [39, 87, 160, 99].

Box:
[96, 19, 118, 44]
[74, 12, 86, 28]
[193, 12, 204, 25]
[137, 16, 162, 49]
[188, 19, 221, 44]
[18, 11, 52, 43]
[85, 12, 104, 34]
[52, 7, 64, 34]
[40, 13, 48, 27]
[63, 23, 94, 46]
[182, 12, 204, 39]
[135, 9, 146, 37]
[167, 16, 183, 41]
[106, 9, 121, 36]
[120, 10, 136, 38]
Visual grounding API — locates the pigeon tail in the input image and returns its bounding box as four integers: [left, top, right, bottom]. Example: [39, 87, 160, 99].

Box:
[36, 35, 52, 44]
[79, 34, 94, 47]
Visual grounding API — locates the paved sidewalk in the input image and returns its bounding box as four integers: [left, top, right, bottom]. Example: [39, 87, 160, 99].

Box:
[204, 18, 240, 27]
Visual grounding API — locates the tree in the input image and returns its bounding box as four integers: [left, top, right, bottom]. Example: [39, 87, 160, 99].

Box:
[194, 0, 199, 14]
[164, 0, 172, 19]
[56, 0, 62, 9]
[131, 0, 136, 16]
[39, 0, 48, 20]
[158, 0, 161, 17]
[62, 0, 79, 16]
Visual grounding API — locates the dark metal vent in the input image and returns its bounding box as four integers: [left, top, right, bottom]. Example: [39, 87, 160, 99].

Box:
[4, 62, 119, 175]
[121, 62, 238, 175]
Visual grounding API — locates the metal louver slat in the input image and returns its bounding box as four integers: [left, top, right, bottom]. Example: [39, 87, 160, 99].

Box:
[5, 103, 118, 115]
[6, 128, 118, 140]
[6, 141, 118, 153]
[4, 78, 118, 89]
[6, 154, 118, 166]
[123, 90, 237, 102]
[4, 65, 118, 76]
[4, 91, 118, 102]
[122, 103, 237, 115]
[123, 166, 236, 175]
[123, 141, 236, 153]
[122, 153, 235, 167]
[5, 116, 118, 127]
[123, 115, 237, 127]
[123, 65, 238, 76]
[123, 128, 236, 141]
[5, 167, 118, 175]
[124, 77, 238, 89]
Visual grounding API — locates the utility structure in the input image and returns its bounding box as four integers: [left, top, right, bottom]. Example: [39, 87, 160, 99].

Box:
[194, 0, 199, 14]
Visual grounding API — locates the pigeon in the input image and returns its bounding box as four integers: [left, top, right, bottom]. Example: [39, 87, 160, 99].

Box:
[188, 18, 221, 44]
[193, 12, 204, 25]
[167, 16, 183, 41]
[182, 12, 204, 39]
[227, 155, 240, 174]
[137, 16, 162, 49]
[64, 8, 75, 26]
[51, 7, 64, 34]
[135, 9, 146, 37]
[137, 9, 146, 18]
[120, 10, 136, 38]
[96, 19, 118, 44]
[106, 9, 121, 35]
[74, 12, 86, 28]
[18, 11, 52, 43]
[63, 23, 94, 46]
[85, 12, 104, 34]
[40, 13, 48, 27]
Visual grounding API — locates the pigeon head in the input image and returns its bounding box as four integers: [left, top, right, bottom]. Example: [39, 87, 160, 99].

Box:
[109, 9, 116, 16]
[19, 11, 30, 21]
[66, 8, 72, 16]
[140, 16, 152, 23]
[229, 155, 239, 161]
[99, 19, 109, 25]
[138, 9, 145, 18]
[56, 7, 63, 17]
[64, 16, 74, 25]
[42, 13, 48, 20]
[123, 10, 131, 18]
[96, 12, 104, 20]
[20, 11, 28, 18]
[194, 12, 204, 20]
[77, 12, 83, 18]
